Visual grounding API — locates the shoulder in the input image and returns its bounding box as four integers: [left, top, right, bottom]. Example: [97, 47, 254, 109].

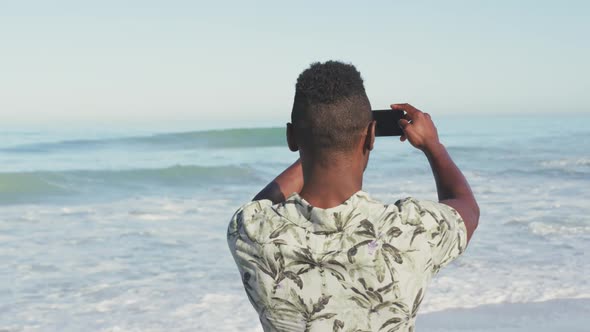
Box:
[227, 199, 283, 246]
[392, 197, 467, 245]
[394, 197, 468, 269]
[228, 199, 273, 231]
[234, 199, 274, 221]
[393, 197, 463, 225]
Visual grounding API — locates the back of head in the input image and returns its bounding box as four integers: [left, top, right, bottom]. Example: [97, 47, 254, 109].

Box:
[291, 61, 372, 156]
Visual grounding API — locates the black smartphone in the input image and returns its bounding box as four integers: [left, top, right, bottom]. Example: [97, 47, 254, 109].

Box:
[372, 109, 404, 136]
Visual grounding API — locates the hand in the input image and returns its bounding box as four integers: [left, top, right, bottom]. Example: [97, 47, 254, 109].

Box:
[391, 103, 441, 152]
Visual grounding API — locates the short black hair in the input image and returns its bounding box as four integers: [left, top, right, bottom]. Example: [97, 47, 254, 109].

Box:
[291, 61, 371, 154]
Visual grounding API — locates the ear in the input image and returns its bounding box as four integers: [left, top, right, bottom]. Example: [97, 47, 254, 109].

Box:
[286, 123, 299, 152]
[365, 120, 375, 151]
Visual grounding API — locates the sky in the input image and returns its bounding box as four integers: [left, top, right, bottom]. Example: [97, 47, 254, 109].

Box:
[1, 0, 589, 130]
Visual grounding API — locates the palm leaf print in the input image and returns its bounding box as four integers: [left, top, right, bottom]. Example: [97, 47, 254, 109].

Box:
[381, 244, 403, 264]
[379, 317, 403, 331]
[410, 225, 426, 246]
[288, 248, 347, 283]
[355, 219, 376, 237]
[411, 289, 424, 319]
[283, 271, 303, 289]
[273, 293, 338, 332]
[270, 222, 295, 238]
[347, 240, 373, 263]
[248, 248, 304, 293]
[332, 319, 344, 332]
[386, 226, 402, 238]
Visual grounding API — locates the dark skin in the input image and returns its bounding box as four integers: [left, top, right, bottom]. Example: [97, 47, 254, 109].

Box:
[253, 103, 479, 245]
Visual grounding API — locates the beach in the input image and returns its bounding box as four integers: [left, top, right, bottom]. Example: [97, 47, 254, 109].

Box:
[1, 114, 589, 331]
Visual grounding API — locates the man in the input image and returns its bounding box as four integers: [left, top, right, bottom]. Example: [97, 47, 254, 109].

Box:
[227, 61, 479, 332]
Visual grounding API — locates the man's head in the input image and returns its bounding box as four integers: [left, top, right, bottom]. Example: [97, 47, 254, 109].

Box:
[287, 61, 375, 167]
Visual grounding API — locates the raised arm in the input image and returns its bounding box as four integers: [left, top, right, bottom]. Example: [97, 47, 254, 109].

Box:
[392, 103, 480, 244]
[252, 159, 303, 204]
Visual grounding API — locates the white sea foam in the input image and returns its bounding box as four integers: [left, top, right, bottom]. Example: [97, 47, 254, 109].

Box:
[178, 293, 262, 332]
[540, 158, 590, 168]
[529, 222, 590, 236]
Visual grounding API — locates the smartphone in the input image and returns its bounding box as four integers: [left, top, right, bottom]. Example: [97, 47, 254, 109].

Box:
[372, 109, 404, 136]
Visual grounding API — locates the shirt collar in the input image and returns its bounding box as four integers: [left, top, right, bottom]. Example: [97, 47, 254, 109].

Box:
[280, 190, 370, 231]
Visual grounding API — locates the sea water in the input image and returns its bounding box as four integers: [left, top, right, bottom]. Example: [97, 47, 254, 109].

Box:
[1, 114, 589, 331]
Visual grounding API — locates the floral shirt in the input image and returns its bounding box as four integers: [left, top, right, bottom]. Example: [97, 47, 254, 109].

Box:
[227, 190, 467, 332]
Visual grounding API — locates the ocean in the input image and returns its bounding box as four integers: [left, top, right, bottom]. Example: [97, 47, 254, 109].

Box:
[1, 114, 589, 331]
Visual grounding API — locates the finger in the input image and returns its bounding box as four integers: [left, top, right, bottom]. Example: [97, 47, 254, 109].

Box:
[398, 118, 411, 129]
[399, 119, 413, 141]
[390, 103, 420, 116]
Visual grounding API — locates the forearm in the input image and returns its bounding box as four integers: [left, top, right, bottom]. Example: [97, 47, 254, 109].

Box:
[252, 159, 303, 204]
[424, 143, 474, 202]
[424, 143, 480, 242]
[393, 102, 479, 242]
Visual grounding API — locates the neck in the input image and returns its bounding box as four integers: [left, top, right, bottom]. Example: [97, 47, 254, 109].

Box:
[298, 154, 364, 209]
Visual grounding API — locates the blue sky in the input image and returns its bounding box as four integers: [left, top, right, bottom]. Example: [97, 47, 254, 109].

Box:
[1, 0, 588, 129]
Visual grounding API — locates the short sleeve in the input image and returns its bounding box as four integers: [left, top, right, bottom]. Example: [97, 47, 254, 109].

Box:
[396, 198, 467, 274]
[226, 199, 274, 314]
[227, 199, 273, 245]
